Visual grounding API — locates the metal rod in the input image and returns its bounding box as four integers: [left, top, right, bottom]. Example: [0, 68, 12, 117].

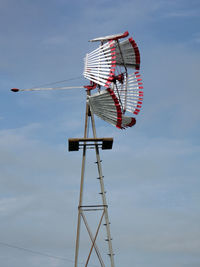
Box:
[74, 91, 90, 267]
[12, 86, 83, 92]
[79, 205, 107, 208]
[80, 209, 104, 211]
[116, 39, 128, 113]
[90, 111, 115, 267]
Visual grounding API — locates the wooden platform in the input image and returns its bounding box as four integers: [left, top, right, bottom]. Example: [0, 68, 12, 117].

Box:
[68, 138, 113, 151]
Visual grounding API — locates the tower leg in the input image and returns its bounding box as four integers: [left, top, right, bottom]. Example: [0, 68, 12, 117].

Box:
[90, 111, 115, 267]
[74, 95, 90, 267]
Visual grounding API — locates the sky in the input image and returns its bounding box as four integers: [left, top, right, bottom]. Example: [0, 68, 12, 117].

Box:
[0, 0, 200, 266]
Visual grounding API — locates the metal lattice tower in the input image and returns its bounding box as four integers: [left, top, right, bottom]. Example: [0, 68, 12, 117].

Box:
[69, 90, 115, 267]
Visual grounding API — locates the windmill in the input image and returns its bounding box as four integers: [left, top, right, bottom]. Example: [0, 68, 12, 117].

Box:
[11, 31, 143, 267]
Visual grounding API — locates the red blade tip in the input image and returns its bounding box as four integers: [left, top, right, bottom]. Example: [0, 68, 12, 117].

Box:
[11, 88, 19, 92]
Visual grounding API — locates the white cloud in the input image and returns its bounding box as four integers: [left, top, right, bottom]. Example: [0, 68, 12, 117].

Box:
[0, 197, 17, 213]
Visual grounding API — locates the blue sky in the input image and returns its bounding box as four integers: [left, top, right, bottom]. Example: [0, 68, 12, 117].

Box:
[0, 0, 200, 266]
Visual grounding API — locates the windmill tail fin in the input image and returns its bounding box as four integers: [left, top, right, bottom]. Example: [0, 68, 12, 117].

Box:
[11, 86, 83, 92]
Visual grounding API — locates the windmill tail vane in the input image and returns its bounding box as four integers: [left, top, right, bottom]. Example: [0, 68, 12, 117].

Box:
[11, 30, 143, 129]
[11, 86, 83, 92]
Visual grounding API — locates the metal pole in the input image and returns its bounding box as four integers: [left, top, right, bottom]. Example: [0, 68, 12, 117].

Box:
[74, 91, 90, 267]
[90, 111, 115, 267]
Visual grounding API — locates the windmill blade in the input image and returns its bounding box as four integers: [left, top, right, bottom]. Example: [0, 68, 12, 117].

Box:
[11, 86, 83, 92]
[113, 72, 143, 115]
[88, 89, 136, 129]
[83, 41, 116, 88]
[89, 31, 129, 42]
[115, 37, 140, 70]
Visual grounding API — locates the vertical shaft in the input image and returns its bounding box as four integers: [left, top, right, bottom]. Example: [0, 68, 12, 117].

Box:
[90, 111, 115, 267]
[74, 92, 90, 267]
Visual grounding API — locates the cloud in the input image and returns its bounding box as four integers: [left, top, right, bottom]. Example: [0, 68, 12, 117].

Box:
[0, 197, 18, 213]
[191, 32, 200, 44]
[2, 119, 199, 266]
[0, 125, 80, 266]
